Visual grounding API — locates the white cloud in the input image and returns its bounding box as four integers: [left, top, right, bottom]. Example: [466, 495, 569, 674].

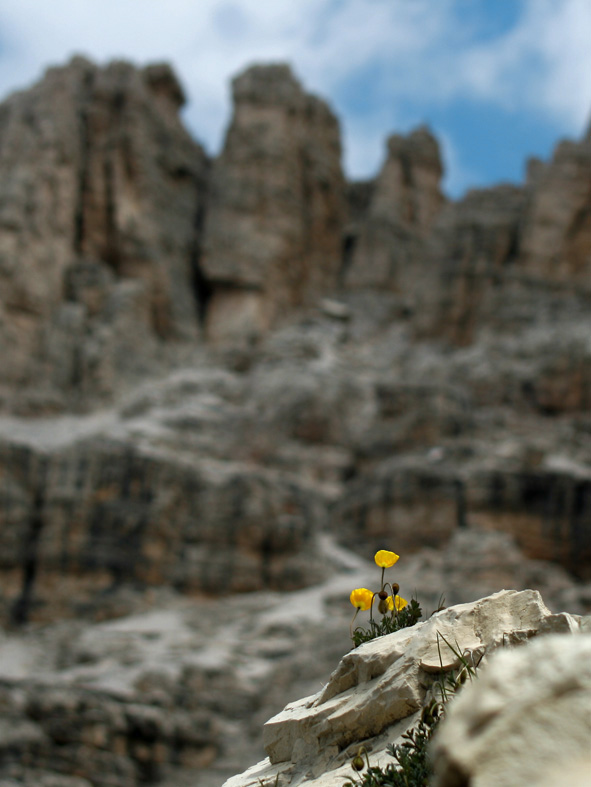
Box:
[447, 0, 591, 128]
[525, 0, 591, 128]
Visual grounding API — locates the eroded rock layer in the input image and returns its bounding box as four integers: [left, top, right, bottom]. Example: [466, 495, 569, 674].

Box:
[0, 434, 327, 624]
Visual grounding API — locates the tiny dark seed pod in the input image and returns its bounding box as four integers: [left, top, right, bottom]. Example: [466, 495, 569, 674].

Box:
[378, 590, 388, 600]
[421, 699, 439, 725]
[392, 583, 400, 595]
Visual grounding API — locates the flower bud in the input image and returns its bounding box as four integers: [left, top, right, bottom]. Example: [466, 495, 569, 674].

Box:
[351, 755, 365, 772]
[378, 590, 388, 600]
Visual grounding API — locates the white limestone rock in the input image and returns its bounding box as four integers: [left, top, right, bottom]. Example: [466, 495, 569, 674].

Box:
[432, 632, 591, 787]
[223, 589, 573, 787]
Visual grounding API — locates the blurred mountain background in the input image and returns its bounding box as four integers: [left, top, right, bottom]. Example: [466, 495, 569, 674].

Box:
[0, 2, 590, 785]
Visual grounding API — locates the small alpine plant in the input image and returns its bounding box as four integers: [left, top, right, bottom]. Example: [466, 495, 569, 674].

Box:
[349, 549, 422, 647]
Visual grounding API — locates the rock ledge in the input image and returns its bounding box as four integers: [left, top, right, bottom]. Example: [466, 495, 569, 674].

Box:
[223, 589, 585, 787]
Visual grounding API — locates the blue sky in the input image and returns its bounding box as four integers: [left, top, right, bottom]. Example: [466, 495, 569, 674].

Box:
[0, 0, 589, 197]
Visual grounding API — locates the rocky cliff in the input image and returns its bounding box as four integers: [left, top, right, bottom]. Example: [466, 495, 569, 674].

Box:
[415, 125, 591, 344]
[343, 126, 446, 290]
[0, 55, 590, 786]
[0, 57, 209, 413]
[201, 64, 346, 342]
[1, 58, 590, 409]
[0, 55, 590, 614]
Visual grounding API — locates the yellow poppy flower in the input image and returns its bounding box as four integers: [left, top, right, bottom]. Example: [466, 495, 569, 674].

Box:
[350, 588, 374, 611]
[374, 550, 399, 568]
[386, 594, 408, 612]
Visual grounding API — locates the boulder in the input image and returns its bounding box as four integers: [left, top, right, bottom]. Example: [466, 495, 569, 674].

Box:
[432, 633, 591, 787]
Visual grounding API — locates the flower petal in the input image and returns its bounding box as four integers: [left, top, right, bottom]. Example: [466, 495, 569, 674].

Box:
[374, 549, 400, 568]
[395, 595, 408, 610]
[386, 594, 408, 611]
[350, 588, 374, 611]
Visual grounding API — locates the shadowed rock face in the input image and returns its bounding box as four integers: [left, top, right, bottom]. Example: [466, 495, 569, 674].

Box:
[413, 184, 526, 343]
[65, 59, 208, 340]
[0, 435, 327, 625]
[201, 64, 346, 341]
[0, 57, 209, 411]
[331, 458, 591, 577]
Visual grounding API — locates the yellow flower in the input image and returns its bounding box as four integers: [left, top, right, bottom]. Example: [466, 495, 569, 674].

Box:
[374, 550, 399, 568]
[386, 595, 408, 612]
[350, 588, 374, 611]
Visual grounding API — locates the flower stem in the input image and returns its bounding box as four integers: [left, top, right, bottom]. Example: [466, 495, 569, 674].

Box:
[369, 592, 378, 623]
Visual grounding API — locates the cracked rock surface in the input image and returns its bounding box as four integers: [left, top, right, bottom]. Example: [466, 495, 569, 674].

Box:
[224, 589, 588, 787]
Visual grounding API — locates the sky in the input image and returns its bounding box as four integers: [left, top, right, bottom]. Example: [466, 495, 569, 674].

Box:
[0, 0, 589, 197]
